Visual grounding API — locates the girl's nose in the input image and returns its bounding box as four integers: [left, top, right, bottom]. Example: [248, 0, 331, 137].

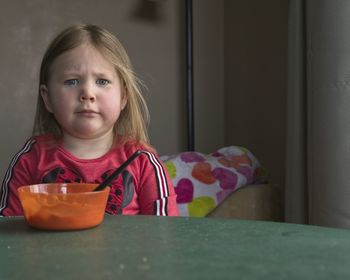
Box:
[79, 85, 96, 102]
[80, 95, 95, 102]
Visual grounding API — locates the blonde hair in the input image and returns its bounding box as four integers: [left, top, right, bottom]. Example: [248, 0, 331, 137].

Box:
[33, 24, 150, 145]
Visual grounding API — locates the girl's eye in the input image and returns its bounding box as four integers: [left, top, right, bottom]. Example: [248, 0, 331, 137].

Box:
[96, 79, 110, 86]
[64, 79, 79, 86]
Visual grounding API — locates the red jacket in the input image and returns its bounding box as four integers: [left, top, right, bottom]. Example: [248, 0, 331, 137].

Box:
[0, 135, 179, 216]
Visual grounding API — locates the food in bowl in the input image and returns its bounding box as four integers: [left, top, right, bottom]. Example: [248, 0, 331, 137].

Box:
[18, 183, 110, 231]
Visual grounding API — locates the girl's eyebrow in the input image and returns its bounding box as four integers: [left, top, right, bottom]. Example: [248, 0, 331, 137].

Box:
[92, 71, 115, 77]
[59, 70, 115, 77]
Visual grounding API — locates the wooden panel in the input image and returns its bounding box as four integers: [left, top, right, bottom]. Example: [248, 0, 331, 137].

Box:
[208, 184, 283, 221]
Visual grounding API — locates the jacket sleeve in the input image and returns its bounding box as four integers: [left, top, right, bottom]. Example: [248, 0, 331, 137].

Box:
[138, 150, 179, 216]
[0, 139, 37, 216]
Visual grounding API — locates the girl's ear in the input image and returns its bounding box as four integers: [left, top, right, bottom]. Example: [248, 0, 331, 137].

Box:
[40, 85, 53, 113]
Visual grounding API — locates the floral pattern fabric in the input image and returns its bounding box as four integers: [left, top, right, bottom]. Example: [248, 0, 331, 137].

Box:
[161, 146, 267, 217]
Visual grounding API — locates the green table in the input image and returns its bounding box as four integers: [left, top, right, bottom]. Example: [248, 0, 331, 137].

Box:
[1, 215, 350, 280]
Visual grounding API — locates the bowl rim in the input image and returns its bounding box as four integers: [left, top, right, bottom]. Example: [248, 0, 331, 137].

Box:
[17, 183, 109, 195]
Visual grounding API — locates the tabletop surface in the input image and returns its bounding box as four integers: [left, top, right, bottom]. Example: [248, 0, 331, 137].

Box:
[1, 215, 350, 280]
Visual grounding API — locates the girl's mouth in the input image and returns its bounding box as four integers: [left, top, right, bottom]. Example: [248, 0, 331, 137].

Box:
[76, 110, 99, 117]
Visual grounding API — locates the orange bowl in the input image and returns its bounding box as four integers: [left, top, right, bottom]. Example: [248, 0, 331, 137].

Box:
[18, 183, 110, 231]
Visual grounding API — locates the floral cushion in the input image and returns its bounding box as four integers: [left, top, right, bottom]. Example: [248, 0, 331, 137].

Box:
[161, 146, 267, 217]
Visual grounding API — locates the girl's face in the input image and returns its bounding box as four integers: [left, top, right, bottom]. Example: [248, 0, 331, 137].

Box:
[40, 43, 126, 141]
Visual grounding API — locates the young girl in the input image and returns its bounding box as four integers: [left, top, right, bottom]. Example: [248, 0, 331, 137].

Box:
[0, 24, 178, 216]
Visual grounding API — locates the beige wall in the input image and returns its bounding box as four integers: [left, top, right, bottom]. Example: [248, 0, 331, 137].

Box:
[224, 0, 289, 191]
[193, 0, 289, 192]
[193, 0, 225, 152]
